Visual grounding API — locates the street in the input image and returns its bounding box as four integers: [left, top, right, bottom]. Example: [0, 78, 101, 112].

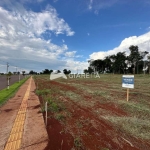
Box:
[0, 75, 24, 90]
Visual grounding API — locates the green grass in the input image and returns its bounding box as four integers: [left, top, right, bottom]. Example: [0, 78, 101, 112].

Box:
[0, 77, 29, 106]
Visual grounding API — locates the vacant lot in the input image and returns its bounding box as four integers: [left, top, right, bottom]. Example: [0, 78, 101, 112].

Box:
[34, 74, 150, 150]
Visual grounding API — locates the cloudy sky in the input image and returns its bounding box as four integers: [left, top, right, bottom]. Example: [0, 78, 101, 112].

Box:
[0, 0, 150, 73]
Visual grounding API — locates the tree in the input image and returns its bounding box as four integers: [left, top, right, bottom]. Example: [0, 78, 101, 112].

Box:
[104, 56, 112, 73]
[43, 69, 50, 74]
[107, 52, 127, 74]
[147, 55, 150, 74]
[90, 59, 105, 73]
[50, 70, 53, 74]
[22, 71, 25, 76]
[29, 70, 37, 74]
[83, 69, 88, 74]
[57, 70, 61, 73]
[87, 67, 94, 74]
[128, 45, 144, 74]
[63, 69, 71, 74]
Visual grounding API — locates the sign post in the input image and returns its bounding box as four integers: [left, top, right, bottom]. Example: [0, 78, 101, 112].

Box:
[127, 88, 129, 102]
[122, 75, 134, 101]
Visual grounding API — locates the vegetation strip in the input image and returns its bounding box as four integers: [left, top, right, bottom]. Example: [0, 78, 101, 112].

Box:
[0, 77, 29, 106]
[4, 77, 32, 150]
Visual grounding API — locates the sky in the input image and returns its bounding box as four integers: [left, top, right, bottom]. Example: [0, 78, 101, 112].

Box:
[0, 0, 150, 73]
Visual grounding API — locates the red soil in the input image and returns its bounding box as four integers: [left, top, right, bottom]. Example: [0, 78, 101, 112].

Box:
[35, 79, 150, 150]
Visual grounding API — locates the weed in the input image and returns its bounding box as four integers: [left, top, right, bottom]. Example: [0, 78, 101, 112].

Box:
[48, 102, 59, 112]
[36, 89, 51, 96]
[55, 114, 65, 121]
[76, 121, 83, 128]
[74, 137, 83, 149]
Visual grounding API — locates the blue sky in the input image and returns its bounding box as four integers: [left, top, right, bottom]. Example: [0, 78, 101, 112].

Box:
[0, 0, 150, 73]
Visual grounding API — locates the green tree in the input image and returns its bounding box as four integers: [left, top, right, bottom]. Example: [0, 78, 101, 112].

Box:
[50, 70, 53, 74]
[22, 71, 25, 76]
[128, 45, 142, 74]
[147, 55, 150, 74]
[83, 69, 88, 74]
[63, 69, 71, 74]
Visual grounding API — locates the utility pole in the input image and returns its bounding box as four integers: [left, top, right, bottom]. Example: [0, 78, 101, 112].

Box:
[7, 62, 9, 89]
[19, 68, 21, 82]
[144, 61, 146, 75]
[16, 66, 17, 74]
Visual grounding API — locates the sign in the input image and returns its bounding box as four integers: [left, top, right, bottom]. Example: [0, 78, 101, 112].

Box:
[122, 75, 134, 89]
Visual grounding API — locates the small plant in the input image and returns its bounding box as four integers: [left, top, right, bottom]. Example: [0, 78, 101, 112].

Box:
[76, 121, 83, 128]
[55, 114, 65, 121]
[74, 137, 83, 149]
[47, 101, 59, 112]
[39, 105, 45, 113]
[36, 89, 51, 96]
[101, 148, 109, 150]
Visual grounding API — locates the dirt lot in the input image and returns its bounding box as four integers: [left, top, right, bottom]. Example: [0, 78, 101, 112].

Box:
[0, 75, 24, 90]
[34, 74, 150, 150]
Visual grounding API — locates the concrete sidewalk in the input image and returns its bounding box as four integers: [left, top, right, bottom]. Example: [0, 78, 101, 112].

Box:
[0, 77, 48, 150]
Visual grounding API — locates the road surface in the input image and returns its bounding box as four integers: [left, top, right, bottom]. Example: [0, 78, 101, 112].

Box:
[0, 75, 24, 91]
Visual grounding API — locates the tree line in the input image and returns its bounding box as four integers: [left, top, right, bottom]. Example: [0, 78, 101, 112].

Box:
[29, 69, 71, 75]
[84, 45, 150, 74]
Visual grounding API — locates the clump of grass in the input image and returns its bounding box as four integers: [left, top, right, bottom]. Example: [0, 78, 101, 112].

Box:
[101, 148, 109, 150]
[65, 91, 81, 102]
[103, 116, 150, 140]
[93, 90, 108, 96]
[119, 101, 150, 119]
[36, 89, 51, 96]
[76, 121, 83, 128]
[74, 137, 83, 149]
[55, 114, 65, 121]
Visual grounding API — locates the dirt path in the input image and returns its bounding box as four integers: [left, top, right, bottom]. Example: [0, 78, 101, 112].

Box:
[0, 77, 48, 150]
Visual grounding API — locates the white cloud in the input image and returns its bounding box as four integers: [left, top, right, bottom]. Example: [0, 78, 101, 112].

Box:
[90, 32, 150, 60]
[62, 39, 65, 43]
[65, 60, 88, 73]
[65, 51, 76, 57]
[88, 0, 93, 10]
[87, 0, 119, 14]
[0, 3, 84, 73]
[87, 33, 90, 36]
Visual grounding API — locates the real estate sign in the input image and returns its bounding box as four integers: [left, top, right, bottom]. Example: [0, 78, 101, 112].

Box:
[122, 75, 134, 89]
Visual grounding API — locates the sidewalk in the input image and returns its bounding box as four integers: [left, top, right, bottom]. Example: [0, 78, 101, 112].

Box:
[0, 77, 48, 150]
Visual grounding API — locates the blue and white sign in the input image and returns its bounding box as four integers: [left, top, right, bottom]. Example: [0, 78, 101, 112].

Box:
[122, 75, 134, 89]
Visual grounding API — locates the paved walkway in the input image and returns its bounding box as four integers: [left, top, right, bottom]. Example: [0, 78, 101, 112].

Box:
[0, 77, 48, 150]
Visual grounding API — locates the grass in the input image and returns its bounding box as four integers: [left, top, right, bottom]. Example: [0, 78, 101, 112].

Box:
[0, 77, 29, 106]
[74, 137, 83, 149]
[103, 116, 150, 140]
